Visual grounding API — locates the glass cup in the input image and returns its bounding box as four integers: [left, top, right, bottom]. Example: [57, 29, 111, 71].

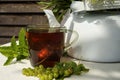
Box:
[26, 25, 78, 67]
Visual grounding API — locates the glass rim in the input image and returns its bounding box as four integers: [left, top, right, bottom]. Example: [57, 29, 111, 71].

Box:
[27, 25, 66, 30]
[26, 25, 67, 33]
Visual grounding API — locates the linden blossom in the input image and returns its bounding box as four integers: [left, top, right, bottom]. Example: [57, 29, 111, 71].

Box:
[22, 61, 89, 80]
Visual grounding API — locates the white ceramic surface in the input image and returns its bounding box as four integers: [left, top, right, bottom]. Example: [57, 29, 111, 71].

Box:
[65, 11, 120, 62]
[84, 0, 120, 11]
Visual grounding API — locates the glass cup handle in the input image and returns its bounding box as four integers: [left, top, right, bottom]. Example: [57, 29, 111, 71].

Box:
[64, 29, 79, 51]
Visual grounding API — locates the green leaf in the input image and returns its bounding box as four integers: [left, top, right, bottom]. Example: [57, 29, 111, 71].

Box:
[0, 46, 13, 57]
[18, 28, 29, 58]
[16, 55, 28, 61]
[4, 56, 14, 66]
[11, 36, 17, 51]
[17, 45, 29, 61]
[18, 28, 26, 47]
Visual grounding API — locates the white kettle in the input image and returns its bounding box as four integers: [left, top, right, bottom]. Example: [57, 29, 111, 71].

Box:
[65, 1, 120, 62]
[65, 11, 120, 62]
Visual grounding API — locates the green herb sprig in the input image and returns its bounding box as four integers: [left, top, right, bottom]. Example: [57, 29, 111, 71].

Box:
[0, 28, 29, 66]
[37, 0, 82, 22]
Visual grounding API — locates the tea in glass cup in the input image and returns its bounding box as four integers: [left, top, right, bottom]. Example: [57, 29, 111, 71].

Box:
[26, 25, 78, 67]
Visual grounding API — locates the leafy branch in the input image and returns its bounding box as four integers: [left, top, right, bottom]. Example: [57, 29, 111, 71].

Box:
[37, 0, 82, 22]
[0, 28, 29, 66]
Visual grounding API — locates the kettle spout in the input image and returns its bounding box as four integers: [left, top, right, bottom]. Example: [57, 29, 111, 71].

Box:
[43, 9, 60, 27]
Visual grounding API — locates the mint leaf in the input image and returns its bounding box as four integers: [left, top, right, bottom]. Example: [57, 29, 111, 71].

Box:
[17, 28, 29, 61]
[11, 36, 17, 51]
[0, 46, 11, 57]
[0, 46, 17, 57]
[4, 56, 14, 66]
[0, 28, 29, 66]
[16, 45, 29, 61]
[18, 28, 26, 46]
